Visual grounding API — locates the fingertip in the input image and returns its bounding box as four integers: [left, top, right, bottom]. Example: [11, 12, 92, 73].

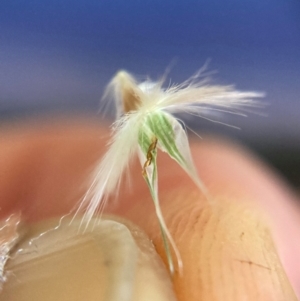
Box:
[124, 137, 300, 300]
[190, 138, 300, 296]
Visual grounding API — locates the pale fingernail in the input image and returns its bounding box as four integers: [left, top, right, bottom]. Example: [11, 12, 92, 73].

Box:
[0, 216, 176, 301]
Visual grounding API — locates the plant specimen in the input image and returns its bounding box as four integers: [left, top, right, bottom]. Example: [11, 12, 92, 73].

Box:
[78, 69, 262, 274]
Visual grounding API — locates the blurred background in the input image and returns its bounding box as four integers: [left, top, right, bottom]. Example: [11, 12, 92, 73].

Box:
[0, 0, 299, 188]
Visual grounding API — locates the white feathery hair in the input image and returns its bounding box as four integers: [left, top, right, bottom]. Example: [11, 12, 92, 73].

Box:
[77, 69, 263, 227]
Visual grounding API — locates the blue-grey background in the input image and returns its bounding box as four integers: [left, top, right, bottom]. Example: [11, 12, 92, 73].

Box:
[0, 0, 299, 185]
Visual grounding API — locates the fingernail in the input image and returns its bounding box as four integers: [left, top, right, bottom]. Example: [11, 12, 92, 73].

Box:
[0, 216, 176, 301]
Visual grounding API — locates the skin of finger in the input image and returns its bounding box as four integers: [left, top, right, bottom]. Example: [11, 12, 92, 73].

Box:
[124, 192, 298, 300]
[189, 138, 300, 297]
[120, 144, 300, 300]
[0, 119, 299, 299]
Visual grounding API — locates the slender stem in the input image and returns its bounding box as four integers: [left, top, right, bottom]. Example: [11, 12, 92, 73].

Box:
[143, 173, 175, 275]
